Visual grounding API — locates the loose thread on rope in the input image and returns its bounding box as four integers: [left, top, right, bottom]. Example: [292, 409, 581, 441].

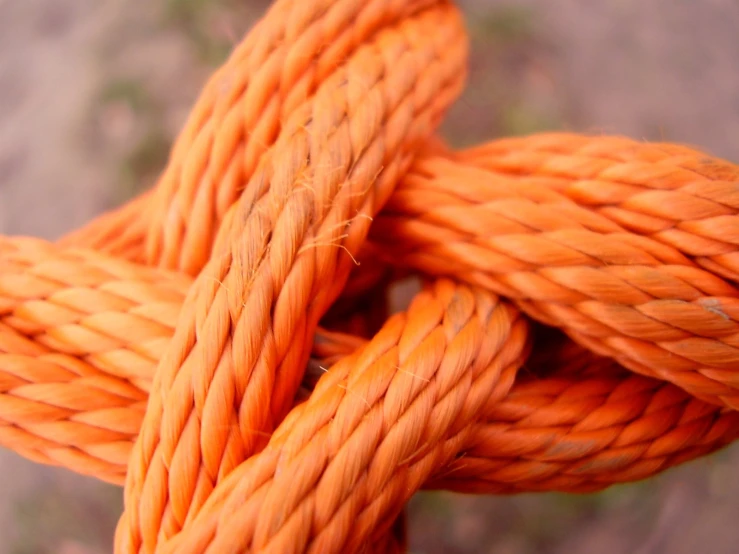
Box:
[2, 0, 739, 552]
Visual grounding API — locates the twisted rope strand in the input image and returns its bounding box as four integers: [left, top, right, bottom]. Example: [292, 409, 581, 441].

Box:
[368, 141, 739, 408]
[3, 238, 734, 496]
[159, 280, 528, 554]
[117, 3, 467, 552]
[65, 0, 446, 273]
[306, 327, 739, 495]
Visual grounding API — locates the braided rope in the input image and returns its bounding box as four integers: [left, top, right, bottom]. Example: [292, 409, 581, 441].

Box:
[2, 0, 739, 552]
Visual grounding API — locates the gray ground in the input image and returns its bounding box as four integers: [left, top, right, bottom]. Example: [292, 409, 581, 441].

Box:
[1, 1, 738, 552]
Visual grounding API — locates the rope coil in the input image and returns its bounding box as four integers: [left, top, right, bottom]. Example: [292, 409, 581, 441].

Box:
[2, 1, 739, 552]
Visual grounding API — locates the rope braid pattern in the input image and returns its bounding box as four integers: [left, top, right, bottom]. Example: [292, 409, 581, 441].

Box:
[370, 139, 739, 408]
[1, 0, 738, 552]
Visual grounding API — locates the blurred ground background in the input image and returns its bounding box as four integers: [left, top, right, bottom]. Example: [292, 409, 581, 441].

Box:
[1, 0, 738, 552]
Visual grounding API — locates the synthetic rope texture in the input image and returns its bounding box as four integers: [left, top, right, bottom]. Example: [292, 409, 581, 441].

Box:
[3, 0, 739, 552]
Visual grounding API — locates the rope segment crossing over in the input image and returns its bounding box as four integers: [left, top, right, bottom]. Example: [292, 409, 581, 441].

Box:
[2, 0, 739, 552]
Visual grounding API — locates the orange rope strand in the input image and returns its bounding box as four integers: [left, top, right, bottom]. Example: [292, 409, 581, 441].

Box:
[1, 0, 739, 552]
[368, 140, 739, 408]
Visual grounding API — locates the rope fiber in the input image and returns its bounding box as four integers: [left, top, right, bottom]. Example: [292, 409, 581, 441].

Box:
[3, 0, 739, 552]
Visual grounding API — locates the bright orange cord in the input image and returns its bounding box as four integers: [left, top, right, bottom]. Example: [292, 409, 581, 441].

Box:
[1, 0, 738, 552]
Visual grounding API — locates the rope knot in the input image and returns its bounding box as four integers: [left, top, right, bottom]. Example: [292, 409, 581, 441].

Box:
[2, 0, 739, 552]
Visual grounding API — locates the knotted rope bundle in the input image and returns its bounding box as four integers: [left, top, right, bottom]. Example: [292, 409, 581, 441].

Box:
[2, 0, 739, 551]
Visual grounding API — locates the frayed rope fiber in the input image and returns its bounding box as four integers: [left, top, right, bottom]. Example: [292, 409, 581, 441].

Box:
[3, 1, 739, 552]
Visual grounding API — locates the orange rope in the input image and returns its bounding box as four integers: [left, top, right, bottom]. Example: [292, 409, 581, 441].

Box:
[2, 0, 739, 552]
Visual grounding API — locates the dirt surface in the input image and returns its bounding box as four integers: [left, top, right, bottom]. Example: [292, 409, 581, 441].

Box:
[1, 1, 738, 553]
